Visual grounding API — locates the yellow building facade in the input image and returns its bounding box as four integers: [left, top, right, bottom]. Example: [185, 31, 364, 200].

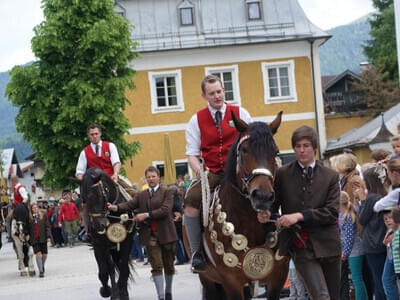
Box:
[123, 42, 325, 182]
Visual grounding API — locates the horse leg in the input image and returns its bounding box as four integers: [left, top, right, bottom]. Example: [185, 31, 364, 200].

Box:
[266, 259, 290, 300]
[13, 238, 25, 275]
[27, 246, 35, 276]
[199, 275, 227, 300]
[106, 252, 119, 300]
[221, 278, 245, 300]
[94, 247, 112, 298]
[115, 238, 133, 300]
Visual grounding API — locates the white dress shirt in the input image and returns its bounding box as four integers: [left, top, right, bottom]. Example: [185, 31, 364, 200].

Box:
[185, 103, 253, 156]
[75, 140, 120, 176]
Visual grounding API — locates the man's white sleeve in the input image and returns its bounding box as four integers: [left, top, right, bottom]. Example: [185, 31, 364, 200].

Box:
[239, 107, 253, 124]
[109, 143, 121, 166]
[185, 114, 201, 156]
[76, 150, 87, 176]
[19, 186, 28, 201]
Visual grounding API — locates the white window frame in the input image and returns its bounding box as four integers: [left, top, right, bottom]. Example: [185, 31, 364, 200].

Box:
[152, 159, 193, 179]
[148, 69, 185, 114]
[261, 60, 297, 104]
[246, 0, 262, 21]
[204, 64, 241, 106]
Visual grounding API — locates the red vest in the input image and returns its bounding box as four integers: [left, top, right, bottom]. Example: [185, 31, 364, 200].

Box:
[13, 184, 25, 206]
[197, 104, 240, 173]
[84, 141, 114, 176]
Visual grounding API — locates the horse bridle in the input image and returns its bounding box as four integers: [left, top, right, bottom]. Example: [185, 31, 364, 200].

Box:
[87, 180, 119, 220]
[235, 134, 274, 194]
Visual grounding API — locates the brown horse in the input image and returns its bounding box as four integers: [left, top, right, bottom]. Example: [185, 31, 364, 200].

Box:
[198, 112, 289, 300]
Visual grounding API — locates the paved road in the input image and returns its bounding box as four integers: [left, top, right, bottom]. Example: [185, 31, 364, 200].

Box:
[0, 235, 203, 300]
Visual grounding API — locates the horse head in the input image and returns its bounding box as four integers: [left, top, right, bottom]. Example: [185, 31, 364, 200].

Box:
[227, 111, 282, 212]
[80, 168, 117, 235]
[13, 203, 30, 241]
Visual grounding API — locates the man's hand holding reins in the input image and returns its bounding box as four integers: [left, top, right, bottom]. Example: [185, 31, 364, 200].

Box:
[107, 203, 118, 212]
[257, 210, 271, 223]
[134, 213, 149, 222]
[277, 213, 304, 227]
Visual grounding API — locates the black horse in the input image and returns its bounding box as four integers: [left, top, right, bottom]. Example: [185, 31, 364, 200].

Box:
[77, 168, 135, 300]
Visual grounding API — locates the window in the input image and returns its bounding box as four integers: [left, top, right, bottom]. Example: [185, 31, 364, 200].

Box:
[178, 0, 195, 26]
[205, 65, 241, 105]
[247, 1, 262, 21]
[180, 7, 194, 25]
[261, 60, 297, 104]
[153, 160, 192, 179]
[148, 70, 185, 114]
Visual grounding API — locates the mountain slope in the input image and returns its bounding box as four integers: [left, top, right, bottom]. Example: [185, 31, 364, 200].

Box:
[320, 15, 371, 75]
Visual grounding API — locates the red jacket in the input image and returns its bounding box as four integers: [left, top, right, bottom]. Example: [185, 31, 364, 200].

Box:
[197, 104, 239, 173]
[58, 202, 81, 223]
[84, 141, 113, 176]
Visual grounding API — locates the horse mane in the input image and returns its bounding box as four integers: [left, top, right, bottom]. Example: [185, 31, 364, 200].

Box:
[224, 121, 278, 184]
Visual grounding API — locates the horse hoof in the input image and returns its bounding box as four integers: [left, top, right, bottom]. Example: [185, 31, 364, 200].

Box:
[99, 286, 112, 298]
[119, 291, 129, 300]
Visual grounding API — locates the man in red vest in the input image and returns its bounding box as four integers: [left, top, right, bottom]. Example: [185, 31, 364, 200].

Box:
[75, 124, 121, 182]
[11, 175, 29, 208]
[184, 75, 252, 272]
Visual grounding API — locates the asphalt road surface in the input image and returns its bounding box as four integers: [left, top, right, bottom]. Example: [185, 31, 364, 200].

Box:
[0, 235, 204, 300]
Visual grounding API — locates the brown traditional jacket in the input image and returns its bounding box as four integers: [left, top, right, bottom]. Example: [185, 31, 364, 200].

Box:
[29, 209, 51, 244]
[271, 160, 341, 258]
[117, 185, 178, 246]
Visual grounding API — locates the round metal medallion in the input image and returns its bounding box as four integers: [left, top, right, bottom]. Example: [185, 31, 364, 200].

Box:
[222, 222, 235, 236]
[217, 212, 227, 224]
[106, 223, 127, 244]
[231, 234, 248, 251]
[214, 241, 225, 255]
[265, 231, 278, 248]
[210, 230, 218, 243]
[242, 247, 274, 280]
[223, 252, 239, 268]
[120, 213, 129, 223]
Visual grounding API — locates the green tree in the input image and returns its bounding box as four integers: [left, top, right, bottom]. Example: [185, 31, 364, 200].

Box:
[6, 0, 139, 188]
[364, 0, 398, 80]
[353, 66, 399, 116]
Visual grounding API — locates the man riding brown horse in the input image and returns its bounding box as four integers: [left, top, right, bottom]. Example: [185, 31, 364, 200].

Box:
[184, 74, 253, 272]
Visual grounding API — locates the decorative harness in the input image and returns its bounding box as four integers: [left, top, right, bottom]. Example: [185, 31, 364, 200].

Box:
[201, 132, 284, 281]
[86, 180, 135, 250]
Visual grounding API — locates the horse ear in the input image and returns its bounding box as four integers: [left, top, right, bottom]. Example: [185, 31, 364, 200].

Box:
[231, 111, 249, 133]
[269, 111, 283, 135]
[69, 177, 82, 185]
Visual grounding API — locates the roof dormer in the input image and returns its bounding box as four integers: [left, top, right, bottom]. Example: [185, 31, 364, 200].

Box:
[178, 0, 195, 26]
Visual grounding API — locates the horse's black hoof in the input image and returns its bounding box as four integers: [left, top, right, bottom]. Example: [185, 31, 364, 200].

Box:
[119, 290, 129, 300]
[99, 286, 112, 298]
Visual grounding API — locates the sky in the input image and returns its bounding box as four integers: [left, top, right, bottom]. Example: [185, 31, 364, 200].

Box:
[0, 0, 376, 73]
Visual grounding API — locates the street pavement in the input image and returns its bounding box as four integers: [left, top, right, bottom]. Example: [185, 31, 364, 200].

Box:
[0, 235, 203, 300]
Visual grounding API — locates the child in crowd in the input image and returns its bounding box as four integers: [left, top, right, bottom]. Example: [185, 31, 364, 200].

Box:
[288, 259, 305, 300]
[339, 191, 368, 300]
[391, 136, 400, 159]
[381, 208, 400, 299]
[374, 158, 400, 213]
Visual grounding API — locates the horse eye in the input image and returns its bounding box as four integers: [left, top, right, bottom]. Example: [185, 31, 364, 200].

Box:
[241, 147, 248, 154]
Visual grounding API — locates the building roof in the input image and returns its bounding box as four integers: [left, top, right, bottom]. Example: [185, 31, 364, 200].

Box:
[0, 148, 21, 179]
[325, 103, 400, 152]
[322, 69, 361, 91]
[19, 161, 34, 173]
[119, 0, 330, 52]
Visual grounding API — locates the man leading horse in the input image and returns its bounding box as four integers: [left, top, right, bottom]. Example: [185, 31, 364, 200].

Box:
[184, 74, 253, 272]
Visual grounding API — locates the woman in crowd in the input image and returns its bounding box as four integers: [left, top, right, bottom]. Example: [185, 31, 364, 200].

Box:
[340, 191, 368, 300]
[30, 203, 51, 277]
[374, 158, 400, 213]
[357, 167, 388, 299]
